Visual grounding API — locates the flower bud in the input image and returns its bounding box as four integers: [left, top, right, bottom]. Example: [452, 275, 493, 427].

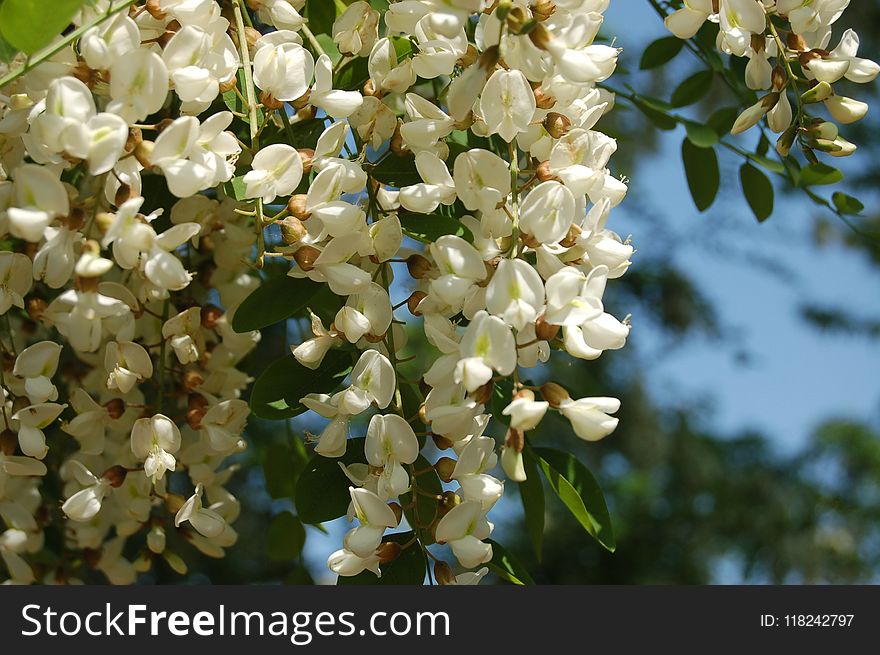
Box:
[771, 66, 787, 91]
[291, 89, 312, 111]
[434, 457, 457, 482]
[147, 526, 166, 554]
[434, 560, 456, 585]
[826, 137, 857, 158]
[533, 86, 556, 109]
[280, 216, 308, 245]
[406, 253, 433, 279]
[26, 298, 47, 322]
[543, 112, 571, 139]
[730, 93, 779, 135]
[115, 183, 133, 208]
[0, 429, 17, 455]
[260, 91, 284, 111]
[388, 502, 403, 525]
[801, 81, 833, 104]
[134, 140, 154, 168]
[103, 398, 126, 419]
[101, 465, 128, 488]
[298, 148, 315, 174]
[377, 541, 402, 565]
[535, 315, 560, 341]
[776, 125, 797, 157]
[186, 407, 206, 430]
[407, 290, 427, 316]
[287, 194, 311, 221]
[501, 446, 527, 482]
[824, 95, 868, 124]
[183, 370, 204, 392]
[474, 380, 494, 405]
[146, 0, 166, 20]
[540, 382, 570, 408]
[163, 551, 188, 575]
[532, 0, 556, 21]
[294, 245, 321, 272]
[536, 160, 558, 182]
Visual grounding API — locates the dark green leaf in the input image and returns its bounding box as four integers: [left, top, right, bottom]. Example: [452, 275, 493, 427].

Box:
[399, 211, 472, 243]
[832, 191, 864, 215]
[639, 36, 684, 70]
[221, 176, 248, 201]
[282, 567, 315, 585]
[519, 449, 545, 561]
[684, 121, 719, 148]
[681, 139, 720, 212]
[249, 349, 352, 420]
[266, 512, 306, 561]
[335, 57, 370, 91]
[0, 0, 85, 55]
[747, 153, 786, 175]
[231, 275, 323, 333]
[486, 540, 534, 585]
[740, 163, 774, 223]
[295, 438, 366, 524]
[371, 154, 423, 187]
[671, 70, 714, 108]
[800, 163, 844, 187]
[632, 98, 677, 131]
[263, 442, 307, 499]
[707, 107, 739, 135]
[306, 0, 339, 38]
[337, 532, 427, 585]
[533, 447, 615, 552]
[0, 33, 18, 64]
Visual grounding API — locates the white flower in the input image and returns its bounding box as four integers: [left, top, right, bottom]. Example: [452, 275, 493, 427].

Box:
[253, 36, 314, 102]
[175, 484, 227, 538]
[558, 396, 621, 441]
[399, 152, 457, 214]
[131, 414, 182, 483]
[480, 68, 536, 142]
[105, 341, 154, 394]
[451, 436, 503, 509]
[12, 341, 62, 404]
[664, 0, 713, 39]
[8, 164, 68, 242]
[333, 1, 380, 57]
[107, 47, 170, 123]
[0, 253, 32, 315]
[61, 462, 110, 522]
[435, 501, 493, 568]
[12, 403, 66, 459]
[485, 258, 545, 331]
[502, 391, 549, 431]
[519, 181, 577, 245]
[366, 414, 419, 499]
[455, 310, 516, 392]
[162, 307, 202, 364]
[310, 54, 364, 119]
[244, 144, 304, 203]
[335, 350, 396, 414]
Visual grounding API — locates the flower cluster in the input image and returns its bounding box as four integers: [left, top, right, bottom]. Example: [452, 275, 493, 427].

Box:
[0, 0, 633, 585]
[664, 0, 878, 157]
[0, 0, 260, 583]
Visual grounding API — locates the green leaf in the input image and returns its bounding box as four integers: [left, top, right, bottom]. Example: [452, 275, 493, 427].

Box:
[335, 57, 370, 91]
[681, 139, 720, 212]
[400, 455, 442, 545]
[670, 70, 714, 108]
[486, 540, 534, 585]
[684, 121, 719, 148]
[533, 447, 615, 552]
[221, 176, 248, 201]
[370, 154, 423, 187]
[639, 36, 684, 70]
[266, 512, 306, 561]
[0, 33, 18, 64]
[399, 211, 472, 243]
[249, 349, 352, 420]
[263, 441, 307, 500]
[800, 163, 844, 187]
[231, 275, 323, 333]
[0, 0, 85, 55]
[747, 153, 786, 175]
[337, 532, 427, 585]
[295, 438, 366, 524]
[832, 191, 864, 215]
[740, 163, 774, 223]
[222, 69, 264, 124]
[306, 0, 339, 38]
[707, 107, 739, 135]
[632, 97, 677, 131]
[519, 450, 545, 561]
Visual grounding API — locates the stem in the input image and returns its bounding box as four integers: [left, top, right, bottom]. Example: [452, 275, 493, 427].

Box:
[767, 19, 805, 124]
[157, 300, 169, 414]
[0, 0, 140, 89]
[301, 24, 327, 58]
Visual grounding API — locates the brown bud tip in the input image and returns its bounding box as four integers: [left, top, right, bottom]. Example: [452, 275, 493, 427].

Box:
[287, 194, 311, 221]
[103, 398, 126, 420]
[362, 78, 381, 98]
[406, 291, 427, 317]
[377, 541, 402, 565]
[218, 77, 237, 94]
[536, 160, 558, 183]
[101, 465, 128, 488]
[543, 111, 571, 139]
[474, 380, 494, 406]
[183, 370, 204, 392]
[434, 560, 456, 585]
[134, 140, 154, 168]
[535, 315, 560, 342]
[291, 89, 311, 111]
[145, 0, 166, 20]
[200, 304, 224, 330]
[505, 427, 525, 453]
[771, 66, 787, 92]
[532, 0, 556, 21]
[188, 393, 209, 411]
[388, 502, 403, 526]
[458, 44, 479, 68]
[294, 245, 321, 272]
[260, 90, 284, 111]
[559, 223, 582, 249]
[787, 32, 807, 52]
[126, 127, 143, 152]
[528, 22, 553, 51]
[533, 86, 556, 110]
[432, 433, 454, 451]
[434, 457, 458, 483]
[298, 148, 315, 174]
[26, 298, 47, 322]
[478, 45, 500, 71]
[540, 382, 570, 408]
[114, 183, 133, 208]
[418, 403, 431, 427]
[406, 254, 433, 280]
[520, 231, 541, 249]
[186, 407, 206, 430]
[0, 429, 17, 456]
[390, 121, 409, 156]
[83, 548, 102, 569]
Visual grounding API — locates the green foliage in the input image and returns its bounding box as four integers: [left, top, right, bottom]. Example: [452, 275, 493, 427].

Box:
[400, 455, 442, 545]
[533, 446, 615, 552]
[399, 211, 472, 243]
[800, 163, 844, 187]
[266, 512, 307, 561]
[639, 36, 683, 70]
[232, 275, 323, 333]
[295, 437, 366, 524]
[681, 139, 720, 212]
[486, 539, 534, 585]
[519, 449, 545, 561]
[740, 163, 775, 223]
[0, 0, 86, 54]
[263, 440, 309, 500]
[832, 192, 864, 215]
[306, 0, 341, 38]
[670, 70, 714, 108]
[249, 350, 352, 420]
